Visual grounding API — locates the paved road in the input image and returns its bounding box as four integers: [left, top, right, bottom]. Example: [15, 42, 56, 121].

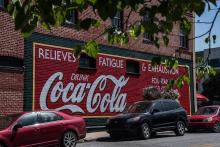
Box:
[78, 132, 220, 147]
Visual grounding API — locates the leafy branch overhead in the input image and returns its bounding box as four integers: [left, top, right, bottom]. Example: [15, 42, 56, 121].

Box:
[6, 0, 219, 89]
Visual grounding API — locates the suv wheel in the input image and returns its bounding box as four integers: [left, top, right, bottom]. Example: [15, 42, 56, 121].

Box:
[175, 121, 185, 136]
[213, 122, 220, 133]
[0, 143, 5, 147]
[62, 131, 77, 147]
[140, 123, 151, 139]
[110, 133, 120, 140]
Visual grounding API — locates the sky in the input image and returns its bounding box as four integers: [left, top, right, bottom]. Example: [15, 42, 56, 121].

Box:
[195, 1, 220, 51]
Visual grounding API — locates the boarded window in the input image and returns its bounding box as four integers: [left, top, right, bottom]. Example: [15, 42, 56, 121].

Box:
[126, 60, 140, 75]
[79, 54, 96, 69]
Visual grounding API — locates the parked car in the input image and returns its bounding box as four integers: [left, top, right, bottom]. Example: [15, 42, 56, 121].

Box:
[0, 111, 86, 147]
[106, 99, 188, 139]
[188, 105, 220, 133]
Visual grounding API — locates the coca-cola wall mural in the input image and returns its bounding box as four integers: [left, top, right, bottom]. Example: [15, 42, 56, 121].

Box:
[33, 43, 191, 117]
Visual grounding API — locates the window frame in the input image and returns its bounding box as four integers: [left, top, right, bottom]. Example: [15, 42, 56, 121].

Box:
[112, 10, 123, 30]
[180, 28, 188, 49]
[126, 60, 140, 75]
[65, 10, 78, 26]
[143, 12, 154, 43]
[0, 0, 4, 8]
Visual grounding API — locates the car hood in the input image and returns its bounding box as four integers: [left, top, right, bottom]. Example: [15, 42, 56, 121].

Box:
[190, 114, 215, 119]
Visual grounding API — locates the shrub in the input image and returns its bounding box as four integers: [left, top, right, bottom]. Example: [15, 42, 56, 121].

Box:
[143, 86, 161, 100]
[161, 89, 180, 100]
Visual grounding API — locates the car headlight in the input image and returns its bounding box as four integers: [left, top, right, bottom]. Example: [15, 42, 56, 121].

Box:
[203, 117, 213, 122]
[127, 116, 141, 123]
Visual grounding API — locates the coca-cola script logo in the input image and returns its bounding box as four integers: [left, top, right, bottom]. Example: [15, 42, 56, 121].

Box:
[40, 72, 129, 114]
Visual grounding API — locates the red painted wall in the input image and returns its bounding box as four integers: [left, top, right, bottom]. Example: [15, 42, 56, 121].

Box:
[33, 43, 191, 117]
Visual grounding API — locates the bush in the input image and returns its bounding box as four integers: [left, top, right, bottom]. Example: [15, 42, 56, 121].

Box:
[143, 86, 161, 100]
[161, 89, 180, 100]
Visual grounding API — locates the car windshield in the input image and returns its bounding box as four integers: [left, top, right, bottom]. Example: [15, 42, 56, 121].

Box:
[0, 113, 22, 130]
[126, 102, 152, 113]
[196, 107, 218, 115]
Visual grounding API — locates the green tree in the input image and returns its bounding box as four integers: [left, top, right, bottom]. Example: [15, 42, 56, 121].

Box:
[203, 73, 220, 101]
[5, 0, 220, 89]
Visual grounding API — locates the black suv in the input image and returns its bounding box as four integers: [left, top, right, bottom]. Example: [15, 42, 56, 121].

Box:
[106, 99, 188, 139]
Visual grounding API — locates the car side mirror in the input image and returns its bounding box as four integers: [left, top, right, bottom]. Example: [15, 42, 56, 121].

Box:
[13, 123, 22, 132]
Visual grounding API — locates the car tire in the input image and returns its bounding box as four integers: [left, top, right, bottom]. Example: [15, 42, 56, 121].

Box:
[213, 122, 220, 133]
[140, 123, 151, 139]
[61, 131, 77, 147]
[110, 133, 121, 140]
[0, 143, 5, 147]
[150, 132, 157, 138]
[175, 121, 185, 136]
[187, 127, 195, 133]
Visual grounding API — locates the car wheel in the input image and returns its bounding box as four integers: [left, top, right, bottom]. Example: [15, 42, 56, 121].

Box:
[140, 123, 151, 139]
[187, 127, 195, 133]
[175, 121, 185, 136]
[213, 122, 220, 133]
[110, 133, 120, 140]
[0, 143, 5, 147]
[62, 131, 77, 147]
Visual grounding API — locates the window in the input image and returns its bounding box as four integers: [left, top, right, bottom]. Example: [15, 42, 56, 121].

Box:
[126, 60, 140, 74]
[0, 0, 4, 8]
[180, 28, 188, 48]
[163, 101, 180, 111]
[39, 112, 63, 123]
[112, 10, 123, 30]
[79, 54, 96, 69]
[143, 12, 153, 43]
[18, 113, 38, 127]
[0, 56, 23, 71]
[65, 10, 78, 25]
[152, 102, 163, 113]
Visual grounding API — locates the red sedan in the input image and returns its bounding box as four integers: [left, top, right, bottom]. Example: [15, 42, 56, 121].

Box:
[188, 105, 220, 133]
[0, 111, 86, 147]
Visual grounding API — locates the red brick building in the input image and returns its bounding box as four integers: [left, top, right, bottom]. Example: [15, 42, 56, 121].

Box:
[0, 1, 195, 126]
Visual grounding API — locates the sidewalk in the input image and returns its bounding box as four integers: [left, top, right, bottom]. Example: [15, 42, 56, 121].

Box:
[83, 131, 109, 142]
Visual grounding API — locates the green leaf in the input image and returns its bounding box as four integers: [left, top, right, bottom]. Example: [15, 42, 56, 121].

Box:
[195, 1, 206, 16]
[78, 18, 100, 30]
[151, 57, 162, 66]
[175, 77, 184, 88]
[129, 25, 141, 38]
[74, 45, 82, 58]
[165, 58, 179, 69]
[212, 35, 216, 44]
[208, 0, 217, 6]
[163, 36, 169, 46]
[205, 37, 209, 43]
[167, 79, 175, 90]
[84, 41, 99, 58]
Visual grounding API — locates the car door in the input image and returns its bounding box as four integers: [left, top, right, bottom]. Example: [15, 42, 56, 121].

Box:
[12, 112, 41, 147]
[37, 112, 64, 145]
[162, 101, 178, 126]
[151, 101, 167, 129]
